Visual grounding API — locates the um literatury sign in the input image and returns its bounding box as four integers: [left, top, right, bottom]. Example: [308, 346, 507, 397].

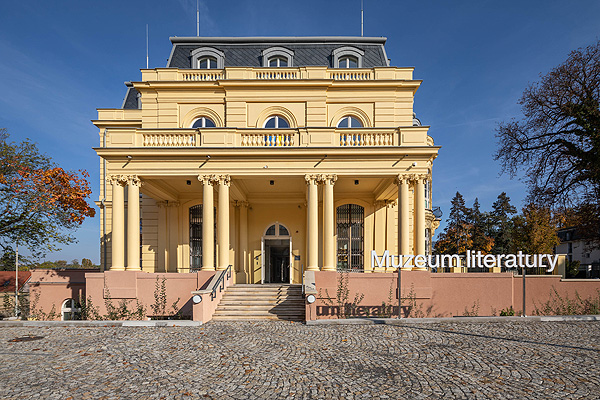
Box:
[371, 250, 560, 273]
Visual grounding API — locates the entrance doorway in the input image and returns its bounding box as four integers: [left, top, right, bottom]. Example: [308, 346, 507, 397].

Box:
[261, 223, 292, 284]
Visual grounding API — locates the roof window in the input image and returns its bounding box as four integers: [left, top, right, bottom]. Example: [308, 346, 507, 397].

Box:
[262, 47, 294, 67]
[332, 46, 364, 68]
[191, 47, 225, 69]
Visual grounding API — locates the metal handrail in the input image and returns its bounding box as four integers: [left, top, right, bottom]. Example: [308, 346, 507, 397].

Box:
[210, 265, 232, 301]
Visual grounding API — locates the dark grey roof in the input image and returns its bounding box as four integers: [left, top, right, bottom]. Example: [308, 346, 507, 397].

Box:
[167, 37, 389, 69]
[122, 83, 140, 109]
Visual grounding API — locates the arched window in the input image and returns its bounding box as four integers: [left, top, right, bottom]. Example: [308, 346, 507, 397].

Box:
[61, 299, 81, 321]
[192, 117, 216, 128]
[189, 205, 216, 272]
[262, 46, 294, 67]
[191, 47, 225, 69]
[268, 57, 288, 67]
[198, 56, 218, 69]
[264, 115, 290, 128]
[339, 56, 358, 68]
[264, 223, 290, 237]
[337, 116, 363, 128]
[332, 46, 364, 68]
[336, 204, 364, 272]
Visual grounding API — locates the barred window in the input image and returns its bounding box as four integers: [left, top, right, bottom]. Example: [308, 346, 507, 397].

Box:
[336, 204, 364, 272]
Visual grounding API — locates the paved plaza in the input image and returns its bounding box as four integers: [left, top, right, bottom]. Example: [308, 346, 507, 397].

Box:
[0, 320, 599, 399]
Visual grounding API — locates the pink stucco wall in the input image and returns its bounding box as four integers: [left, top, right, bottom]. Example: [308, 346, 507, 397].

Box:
[29, 269, 98, 318]
[307, 271, 600, 320]
[30, 269, 215, 320]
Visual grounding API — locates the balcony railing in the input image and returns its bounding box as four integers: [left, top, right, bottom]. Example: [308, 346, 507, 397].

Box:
[141, 66, 414, 82]
[110, 127, 433, 148]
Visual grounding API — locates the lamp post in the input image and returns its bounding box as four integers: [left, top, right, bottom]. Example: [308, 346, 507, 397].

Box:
[15, 242, 19, 318]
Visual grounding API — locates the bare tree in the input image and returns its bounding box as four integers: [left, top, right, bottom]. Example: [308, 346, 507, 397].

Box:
[495, 40, 600, 233]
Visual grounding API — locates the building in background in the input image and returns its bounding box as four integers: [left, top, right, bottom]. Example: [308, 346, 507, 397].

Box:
[557, 227, 600, 278]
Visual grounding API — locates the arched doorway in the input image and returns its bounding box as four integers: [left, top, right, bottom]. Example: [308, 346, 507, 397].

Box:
[262, 222, 292, 283]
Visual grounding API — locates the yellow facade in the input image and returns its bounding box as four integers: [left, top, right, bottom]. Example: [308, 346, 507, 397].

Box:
[93, 37, 440, 283]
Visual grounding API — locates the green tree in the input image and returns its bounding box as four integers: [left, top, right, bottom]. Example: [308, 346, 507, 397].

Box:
[0, 129, 96, 255]
[81, 258, 93, 268]
[434, 192, 472, 254]
[0, 247, 15, 271]
[468, 198, 494, 253]
[495, 40, 600, 240]
[512, 203, 560, 254]
[489, 192, 518, 254]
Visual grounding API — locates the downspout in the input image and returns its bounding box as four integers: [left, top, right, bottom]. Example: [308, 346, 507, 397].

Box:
[101, 128, 107, 271]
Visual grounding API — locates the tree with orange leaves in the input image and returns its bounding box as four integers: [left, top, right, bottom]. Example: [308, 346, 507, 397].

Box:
[0, 128, 95, 255]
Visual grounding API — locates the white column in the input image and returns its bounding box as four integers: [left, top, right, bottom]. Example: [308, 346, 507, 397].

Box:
[199, 175, 215, 271]
[415, 176, 426, 262]
[305, 174, 319, 271]
[322, 174, 337, 271]
[217, 175, 230, 271]
[109, 176, 125, 271]
[126, 176, 142, 270]
[167, 202, 180, 272]
[396, 175, 410, 258]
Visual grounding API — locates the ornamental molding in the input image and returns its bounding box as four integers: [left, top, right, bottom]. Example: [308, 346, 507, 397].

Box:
[234, 200, 250, 208]
[304, 174, 320, 184]
[197, 174, 216, 185]
[318, 174, 338, 185]
[214, 174, 231, 186]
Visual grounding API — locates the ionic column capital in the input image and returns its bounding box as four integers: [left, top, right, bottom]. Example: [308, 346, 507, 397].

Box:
[214, 174, 231, 187]
[304, 174, 320, 184]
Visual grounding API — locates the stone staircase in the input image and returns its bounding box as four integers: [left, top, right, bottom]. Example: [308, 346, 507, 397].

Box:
[211, 284, 305, 322]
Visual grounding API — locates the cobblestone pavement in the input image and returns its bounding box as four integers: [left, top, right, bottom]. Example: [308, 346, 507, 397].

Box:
[0, 321, 599, 399]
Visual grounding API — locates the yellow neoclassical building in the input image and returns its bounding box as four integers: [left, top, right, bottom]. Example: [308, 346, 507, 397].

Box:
[93, 36, 440, 284]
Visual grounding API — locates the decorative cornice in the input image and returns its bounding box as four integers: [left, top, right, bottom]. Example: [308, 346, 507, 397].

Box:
[106, 174, 128, 186]
[235, 200, 249, 208]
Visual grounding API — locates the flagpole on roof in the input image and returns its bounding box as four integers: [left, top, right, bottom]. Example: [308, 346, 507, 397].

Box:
[146, 24, 149, 69]
[361, 0, 364, 37]
[197, 0, 200, 36]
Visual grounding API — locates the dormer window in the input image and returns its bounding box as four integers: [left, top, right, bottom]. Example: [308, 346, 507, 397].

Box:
[339, 56, 358, 68]
[332, 46, 364, 68]
[264, 115, 289, 128]
[268, 57, 288, 67]
[337, 116, 363, 128]
[198, 56, 218, 69]
[262, 46, 294, 67]
[191, 47, 225, 69]
[192, 117, 216, 128]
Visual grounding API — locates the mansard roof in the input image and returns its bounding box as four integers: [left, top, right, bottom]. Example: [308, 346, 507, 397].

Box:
[166, 36, 390, 69]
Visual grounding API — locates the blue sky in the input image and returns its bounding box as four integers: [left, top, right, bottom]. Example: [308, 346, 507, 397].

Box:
[0, 1, 599, 263]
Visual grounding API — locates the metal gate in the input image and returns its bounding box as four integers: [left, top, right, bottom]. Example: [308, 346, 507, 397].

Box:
[189, 205, 216, 272]
[336, 204, 364, 272]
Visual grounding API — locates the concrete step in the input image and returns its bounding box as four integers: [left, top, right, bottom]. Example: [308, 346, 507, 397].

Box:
[213, 284, 305, 321]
